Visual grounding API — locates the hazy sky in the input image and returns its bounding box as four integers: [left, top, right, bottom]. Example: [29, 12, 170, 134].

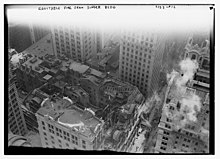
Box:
[6, 5, 213, 33]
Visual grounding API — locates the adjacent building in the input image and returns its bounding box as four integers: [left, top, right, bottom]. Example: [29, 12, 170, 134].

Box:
[119, 30, 165, 97]
[8, 69, 28, 136]
[51, 25, 97, 62]
[184, 37, 210, 85]
[15, 34, 60, 92]
[86, 45, 120, 74]
[36, 96, 105, 150]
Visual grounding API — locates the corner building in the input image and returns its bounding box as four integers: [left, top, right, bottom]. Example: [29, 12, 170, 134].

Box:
[36, 96, 105, 150]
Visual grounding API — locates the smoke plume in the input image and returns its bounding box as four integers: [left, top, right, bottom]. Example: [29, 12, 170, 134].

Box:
[165, 58, 201, 129]
[176, 58, 199, 87]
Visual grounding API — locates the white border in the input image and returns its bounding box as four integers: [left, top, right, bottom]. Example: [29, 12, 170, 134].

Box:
[1, 0, 219, 159]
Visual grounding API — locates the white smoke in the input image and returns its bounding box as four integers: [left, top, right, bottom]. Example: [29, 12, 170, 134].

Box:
[165, 58, 201, 130]
[176, 58, 199, 88]
[200, 127, 209, 144]
[180, 93, 201, 122]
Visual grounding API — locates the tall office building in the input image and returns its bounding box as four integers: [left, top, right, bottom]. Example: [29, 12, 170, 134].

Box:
[51, 25, 97, 62]
[29, 23, 50, 44]
[119, 30, 165, 96]
[8, 68, 28, 136]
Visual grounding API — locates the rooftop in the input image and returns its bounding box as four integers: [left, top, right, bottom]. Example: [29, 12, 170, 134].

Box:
[22, 56, 44, 73]
[37, 96, 103, 137]
[69, 62, 90, 74]
[86, 56, 99, 68]
[21, 34, 54, 57]
[90, 68, 106, 78]
[43, 74, 52, 81]
[83, 75, 102, 86]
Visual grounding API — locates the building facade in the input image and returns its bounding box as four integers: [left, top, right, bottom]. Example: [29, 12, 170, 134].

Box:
[51, 25, 97, 62]
[36, 96, 105, 150]
[119, 30, 165, 97]
[8, 71, 28, 136]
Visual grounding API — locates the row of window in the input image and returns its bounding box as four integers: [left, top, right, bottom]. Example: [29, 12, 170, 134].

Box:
[121, 65, 149, 76]
[120, 75, 148, 93]
[121, 59, 151, 70]
[122, 44, 153, 54]
[121, 71, 149, 83]
[43, 132, 87, 149]
[123, 35, 154, 44]
[42, 121, 82, 144]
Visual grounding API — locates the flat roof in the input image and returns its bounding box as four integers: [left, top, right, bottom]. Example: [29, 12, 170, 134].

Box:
[58, 109, 100, 133]
[87, 57, 100, 68]
[21, 34, 54, 57]
[43, 74, 52, 80]
[22, 56, 44, 73]
[90, 68, 105, 78]
[83, 75, 101, 86]
[69, 62, 89, 74]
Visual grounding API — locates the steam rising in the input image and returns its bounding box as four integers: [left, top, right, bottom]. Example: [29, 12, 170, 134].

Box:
[176, 58, 199, 87]
[165, 58, 201, 129]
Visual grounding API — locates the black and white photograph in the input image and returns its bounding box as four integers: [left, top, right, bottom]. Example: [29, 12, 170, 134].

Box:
[4, 3, 214, 156]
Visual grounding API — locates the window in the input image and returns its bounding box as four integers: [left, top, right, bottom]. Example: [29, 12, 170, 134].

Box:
[162, 136, 168, 141]
[163, 131, 170, 135]
[160, 146, 166, 151]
